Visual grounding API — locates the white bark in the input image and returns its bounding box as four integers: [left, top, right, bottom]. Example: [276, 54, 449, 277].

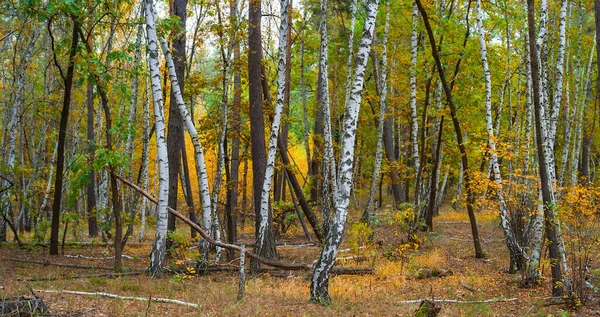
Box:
[364, 0, 390, 220]
[571, 43, 595, 186]
[548, 0, 568, 151]
[139, 72, 151, 242]
[409, 0, 420, 202]
[311, 0, 379, 301]
[342, 0, 359, 113]
[157, 38, 213, 239]
[476, 0, 528, 267]
[145, 0, 169, 274]
[257, 0, 290, 254]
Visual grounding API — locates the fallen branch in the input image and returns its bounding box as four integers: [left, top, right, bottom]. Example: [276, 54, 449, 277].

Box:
[396, 297, 518, 304]
[19, 271, 146, 282]
[7, 259, 145, 272]
[8, 259, 114, 270]
[34, 289, 198, 308]
[65, 254, 136, 260]
[113, 172, 373, 274]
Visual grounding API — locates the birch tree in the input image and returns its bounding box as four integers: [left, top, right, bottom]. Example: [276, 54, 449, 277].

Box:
[255, 0, 290, 264]
[144, 0, 170, 275]
[476, 0, 528, 273]
[310, 0, 379, 303]
[363, 1, 390, 223]
[409, 1, 420, 206]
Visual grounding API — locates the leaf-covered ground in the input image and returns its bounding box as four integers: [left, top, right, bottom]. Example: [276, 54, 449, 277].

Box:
[1, 207, 599, 316]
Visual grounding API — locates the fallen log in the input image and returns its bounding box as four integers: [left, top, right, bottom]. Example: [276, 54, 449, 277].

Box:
[19, 271, 146, 282]
[6, 259, 146, 272]
[112, 172, 374, 274]
[34, 289, 198, 309]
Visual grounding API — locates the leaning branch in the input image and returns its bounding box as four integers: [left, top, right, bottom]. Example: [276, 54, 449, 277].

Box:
[112, 171, 373, 274]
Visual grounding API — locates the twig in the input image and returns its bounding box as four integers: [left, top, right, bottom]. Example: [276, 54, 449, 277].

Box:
[34, 289, 199, 308]
[396, 297, 518, 304]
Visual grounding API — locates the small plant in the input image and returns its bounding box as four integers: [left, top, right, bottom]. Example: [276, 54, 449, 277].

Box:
[347, 222, 374, 254]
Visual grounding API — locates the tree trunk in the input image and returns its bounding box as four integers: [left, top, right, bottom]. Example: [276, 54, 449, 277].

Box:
[415, 0, 484, 258]
[363, 3, 390, 222]
[145, 0, 170, 276]
[225, 0, 241, 257]
[311, 0, 379, 303]
[166, 0, 188, 249]
[49, 19, 80, 255]
[526, 0, 570, 296]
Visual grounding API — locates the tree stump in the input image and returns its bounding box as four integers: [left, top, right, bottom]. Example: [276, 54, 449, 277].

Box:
[0, 296, 49, 316]
[414, 299, 440, 317]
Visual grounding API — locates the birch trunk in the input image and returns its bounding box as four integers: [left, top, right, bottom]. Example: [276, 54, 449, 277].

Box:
[145, 0, 170, 275]
[310, 0, 379, 303]
[256, 0, 289, 259]
[526, 0, 571, 295]
[158, 37, 214, 246]
[139, 74, 150, 242]
[476, 0, 528, 272]
[409, 1, 420, 206]
[362, 1, 390, 223]
[548, 0, 568, 152]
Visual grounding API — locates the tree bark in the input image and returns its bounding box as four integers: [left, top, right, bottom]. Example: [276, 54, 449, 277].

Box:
[415, 0, 483, 258]
[310, 0, 379, 303]
[145, 0, 170, 276]
[166, 0, 188, 249]
[49, 18, 80, 255]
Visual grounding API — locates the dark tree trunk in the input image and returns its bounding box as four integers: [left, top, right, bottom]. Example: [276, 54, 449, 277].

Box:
[415, 0, 484, 258]
[249, 0, 277, 271]
[526, 0, 564, 296]
[226, 0, 241, 259]
[86, 80, 98, 238]
[50, 19, 80, 256]
[98, 85, 123, 273]
[425, 116, 444, 230]
[180, 145, 197, 237]
[310, 70, 324, 203]
[382, 117, 404, 205]
[166, 0, 188, 248]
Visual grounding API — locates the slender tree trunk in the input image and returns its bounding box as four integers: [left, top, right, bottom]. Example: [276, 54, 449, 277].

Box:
[409, 1, 421, 206]
[139, 75, 151, 242]
[85, 25, 98, 238]
[166, 0, 187, 249]
[225, 0, 241, 256]
[363, 2, 390, 222]
[248, 0, 273, 271]
[256, 0, 290, 267]
[526, 0, 570, 295]
[49, 19, 80, 255]
[310, 0, 379, 303]
[476, 0, 527, 273]
[415, 0, 484, 258]
[145, 0, 170, 276]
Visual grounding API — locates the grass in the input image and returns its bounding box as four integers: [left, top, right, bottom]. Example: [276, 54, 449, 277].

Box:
[1, 205, 598, 316]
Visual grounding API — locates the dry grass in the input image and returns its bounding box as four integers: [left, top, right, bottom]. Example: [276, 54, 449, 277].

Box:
[1, 206, 596, 316]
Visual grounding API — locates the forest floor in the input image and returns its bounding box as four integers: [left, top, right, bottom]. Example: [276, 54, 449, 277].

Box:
[1, 206, 599, 316]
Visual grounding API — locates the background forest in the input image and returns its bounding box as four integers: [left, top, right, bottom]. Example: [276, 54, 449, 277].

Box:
[1, 0, 600, 314]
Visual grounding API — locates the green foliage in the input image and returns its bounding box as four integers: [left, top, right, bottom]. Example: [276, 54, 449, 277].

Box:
[347, 222, 374, 253]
